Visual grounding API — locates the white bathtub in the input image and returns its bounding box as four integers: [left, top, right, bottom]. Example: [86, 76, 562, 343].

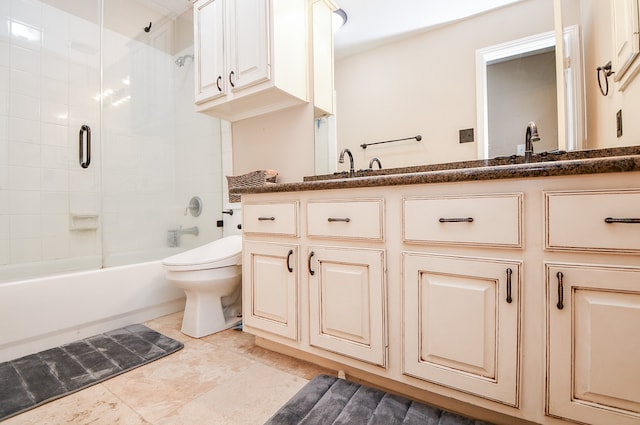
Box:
[0, 261, 185, 362]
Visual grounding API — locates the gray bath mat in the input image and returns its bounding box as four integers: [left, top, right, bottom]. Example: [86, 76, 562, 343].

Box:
[265, 374, 492, 425]
[0, 324, 183, 422]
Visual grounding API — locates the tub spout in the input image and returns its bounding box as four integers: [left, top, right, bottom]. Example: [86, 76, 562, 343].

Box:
[167, 226, 199, 247]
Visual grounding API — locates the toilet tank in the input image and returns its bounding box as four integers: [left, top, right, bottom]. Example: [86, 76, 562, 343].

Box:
[223, 208, 242, 237]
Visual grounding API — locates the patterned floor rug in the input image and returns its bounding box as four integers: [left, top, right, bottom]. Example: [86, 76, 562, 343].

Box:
[264, 374, 492, 425]
[0, 324, 183, 422]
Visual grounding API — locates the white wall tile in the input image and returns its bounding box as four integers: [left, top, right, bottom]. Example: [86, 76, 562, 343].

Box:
[11, 44, 40, 73]
[9, 117, 40, 143]
[0, 65, 9, 91]
[11, 68, 40, 98]
[41, 168, 68, 191]
[41, 191, 68, 214]
[42, 53, 69, 82]
[41, 123, 69, 147]
[41, 144, 69, 169]
[10, 237, 42, 263]
[9, 165, 40, 190]
[41, 100, 68, 125]
[10, 93, 40, 121]
[9, 140, 40, 167]
[41, 213, 68, 237]
[10, 214, 41, 238]
[9, 189, 40, 214]
[42, 235, 70, 260]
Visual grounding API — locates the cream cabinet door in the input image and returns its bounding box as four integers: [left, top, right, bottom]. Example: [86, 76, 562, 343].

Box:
[227, 0, 269, 91]
[403, 253, 521, 406]
[194, 0, 226, 103]
[308, 246, 386, 366]
[243, 241, 298, 341]
[547, 263, 640, 425]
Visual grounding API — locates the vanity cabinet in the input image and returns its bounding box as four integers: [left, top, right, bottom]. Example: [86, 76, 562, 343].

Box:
[306, 199, 387, 366]
[308, 246, 386, 366]
[546, 264, 640, 425]
[402, 193, 523, 406]
[243, 241, 299, 340]
[403, 253, 521, 407]
[193, 0, 309, 121]
[611, 0, 640, 90]
[242, 201, 300, 340]
[545, 189, 640, 425]
[241, 171, 640, 425]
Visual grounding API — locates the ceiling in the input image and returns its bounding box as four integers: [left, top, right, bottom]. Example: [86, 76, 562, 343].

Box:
[333, 0, 524, 58]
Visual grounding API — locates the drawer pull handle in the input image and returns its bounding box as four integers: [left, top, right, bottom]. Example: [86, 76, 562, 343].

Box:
[327, 217, 351, 223]
[439, 217, 474, 223]
[286, 249, 293, 273]
[506, 268, 513, 304]
[308, 251, 315, 276]
[556, 271, 564, 310]
[216, 75, 222, 92]
[604, 217, 640, 224]
[258, 216, 275, 221]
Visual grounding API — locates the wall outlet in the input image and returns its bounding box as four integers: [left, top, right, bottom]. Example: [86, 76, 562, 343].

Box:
[617, 109, 623, 137]
[459, 128, 474, 143]
[517, 144, 525, 155]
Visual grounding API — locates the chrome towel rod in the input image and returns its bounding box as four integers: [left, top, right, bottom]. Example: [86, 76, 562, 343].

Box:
[360, 135, 422, 149]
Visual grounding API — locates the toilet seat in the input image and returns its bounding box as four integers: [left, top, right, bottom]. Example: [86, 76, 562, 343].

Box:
[162, 235, 242, 271]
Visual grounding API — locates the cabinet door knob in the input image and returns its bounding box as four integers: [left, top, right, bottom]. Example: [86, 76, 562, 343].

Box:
[229, 70, 235, 88]
[506, 268, 513, 303]
[286, 249, 293, 273]
[556, 271, 564, 310]
[308, 251, 315, 276]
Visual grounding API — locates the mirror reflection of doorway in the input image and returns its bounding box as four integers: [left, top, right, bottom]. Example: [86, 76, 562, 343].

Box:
[487, 48, 558, 157]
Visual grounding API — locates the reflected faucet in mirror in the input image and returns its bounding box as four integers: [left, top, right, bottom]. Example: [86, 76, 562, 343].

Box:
[339, 148, 355, 177]
[525, 121, 540, 163]
[368, 158, 382, 170]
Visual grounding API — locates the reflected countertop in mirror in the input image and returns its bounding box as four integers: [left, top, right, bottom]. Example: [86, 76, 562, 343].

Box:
[231, 146, 640, 196]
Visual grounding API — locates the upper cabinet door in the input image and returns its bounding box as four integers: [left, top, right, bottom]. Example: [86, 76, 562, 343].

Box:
[612, 0, 640, 89]
[194, 0, 227, 103]
[227, 0, 270, 91]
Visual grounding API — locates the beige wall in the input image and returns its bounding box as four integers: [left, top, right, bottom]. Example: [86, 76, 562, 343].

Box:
[231, 103, 316, 183]
[334, 0, 555, 169]
[576, 0, 640, 148]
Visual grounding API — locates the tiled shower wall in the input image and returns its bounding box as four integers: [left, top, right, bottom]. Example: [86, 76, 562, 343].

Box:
[0, 0, 223, 281]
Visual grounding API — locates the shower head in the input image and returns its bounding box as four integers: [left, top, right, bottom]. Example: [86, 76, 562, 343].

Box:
[175, 54, 194, 67]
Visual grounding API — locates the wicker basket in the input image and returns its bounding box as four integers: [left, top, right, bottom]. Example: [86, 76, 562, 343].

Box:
[227, 169, 278, 202]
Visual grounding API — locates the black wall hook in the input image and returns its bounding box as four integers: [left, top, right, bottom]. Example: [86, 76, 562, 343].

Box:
[144, 22, 152, 33]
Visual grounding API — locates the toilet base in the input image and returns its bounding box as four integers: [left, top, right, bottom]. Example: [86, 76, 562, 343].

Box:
[172, 268, 242, 338]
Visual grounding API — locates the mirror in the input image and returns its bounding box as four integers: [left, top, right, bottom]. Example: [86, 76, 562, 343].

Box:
[315, 0, 640, 173]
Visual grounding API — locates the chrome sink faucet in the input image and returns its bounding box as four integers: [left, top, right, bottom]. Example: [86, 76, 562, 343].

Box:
[338, 148, 355, 177]
[524, 121, 540, 163]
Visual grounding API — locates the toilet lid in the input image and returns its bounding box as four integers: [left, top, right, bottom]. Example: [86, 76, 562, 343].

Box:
[162, 235, 242, 271]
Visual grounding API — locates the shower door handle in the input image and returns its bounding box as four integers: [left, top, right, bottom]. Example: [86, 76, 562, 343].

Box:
[79, 125, 91, 169]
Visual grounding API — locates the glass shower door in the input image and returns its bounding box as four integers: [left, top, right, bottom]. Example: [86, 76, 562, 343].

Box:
[0, 0, 102, 282]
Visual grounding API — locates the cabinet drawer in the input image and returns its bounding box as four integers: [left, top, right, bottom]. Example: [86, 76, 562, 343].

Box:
[403, 194, 522, 247]
[243, 202, 299, 236]
[545, 190, 640, 253]
[307, 199, 383, 241]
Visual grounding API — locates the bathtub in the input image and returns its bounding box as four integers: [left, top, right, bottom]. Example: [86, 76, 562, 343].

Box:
[0, 261, 185, 362]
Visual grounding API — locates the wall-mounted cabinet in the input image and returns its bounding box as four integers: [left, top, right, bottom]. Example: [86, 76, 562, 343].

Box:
[612, 0, 640, 90]
[193, 0, 309, 121]
[311, 0, 337, 117]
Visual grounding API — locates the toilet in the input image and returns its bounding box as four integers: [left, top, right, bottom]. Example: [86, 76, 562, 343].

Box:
[162, 210, 243, 338]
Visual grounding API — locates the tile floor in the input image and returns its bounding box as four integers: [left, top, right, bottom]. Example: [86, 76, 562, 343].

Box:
[4, 312, 331, 425]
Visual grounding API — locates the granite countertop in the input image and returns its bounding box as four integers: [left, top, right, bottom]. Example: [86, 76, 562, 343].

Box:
[231, 146, 640, 196]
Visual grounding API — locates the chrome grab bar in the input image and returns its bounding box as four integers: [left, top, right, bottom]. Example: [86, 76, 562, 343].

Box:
[79, 125, 91, 168]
